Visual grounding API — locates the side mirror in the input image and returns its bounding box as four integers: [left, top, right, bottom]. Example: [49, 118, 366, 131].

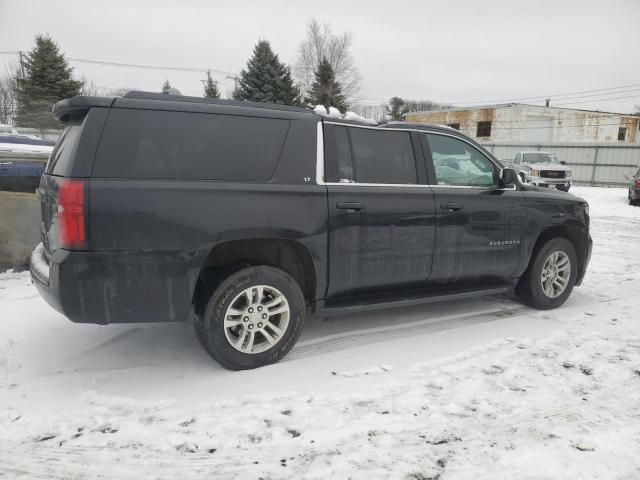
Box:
[560, 160, 567, 165]
[500, 168, 518, 187]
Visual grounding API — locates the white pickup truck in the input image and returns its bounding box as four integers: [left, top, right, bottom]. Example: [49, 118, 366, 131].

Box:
[502, 151, 572, 192]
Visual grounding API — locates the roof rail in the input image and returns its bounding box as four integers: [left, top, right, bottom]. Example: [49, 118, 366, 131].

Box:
[123, 91, 312, 114]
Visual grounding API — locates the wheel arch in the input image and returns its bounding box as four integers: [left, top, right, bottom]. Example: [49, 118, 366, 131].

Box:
[191, 238, 317, 319]
[525, 224, 588, 282]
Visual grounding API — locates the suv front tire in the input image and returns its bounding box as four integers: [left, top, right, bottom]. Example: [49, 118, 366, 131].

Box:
[516, 237, 577, 310]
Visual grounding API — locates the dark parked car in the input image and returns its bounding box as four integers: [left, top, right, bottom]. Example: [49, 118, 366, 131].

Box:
[0, 134, 56, 148]
[628, 167, 640, 205]
[31, 92, 592, 370]
[0, 159, 46, 192]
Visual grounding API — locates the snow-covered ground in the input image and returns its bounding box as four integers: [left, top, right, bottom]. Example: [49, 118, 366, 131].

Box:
[1, 186, 639, 479]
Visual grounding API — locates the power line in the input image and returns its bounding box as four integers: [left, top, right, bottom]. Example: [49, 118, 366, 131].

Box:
[67, 57, 239, 78]
[1, 51, 637, 109]
[445, 83, 640, 106]
[0, 51, 239, 78]
[554, 94, 640, 107]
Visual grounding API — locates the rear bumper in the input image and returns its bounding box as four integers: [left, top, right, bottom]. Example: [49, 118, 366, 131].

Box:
[30, 243, 199, 324]
[630, 188, 640, 201]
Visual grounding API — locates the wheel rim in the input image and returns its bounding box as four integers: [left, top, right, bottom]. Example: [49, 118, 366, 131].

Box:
[540, 250, 571, 299]
[223, 285, 290, 354]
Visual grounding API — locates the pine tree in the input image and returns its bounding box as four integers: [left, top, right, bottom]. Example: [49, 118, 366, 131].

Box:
[305, 57, 347, 114]
[386, 97, 407, 121]
[203, 70, 220, 98]
[14, 34, 84, 129]
[233, 40, 301, 106]
[161, 79, 172, 93]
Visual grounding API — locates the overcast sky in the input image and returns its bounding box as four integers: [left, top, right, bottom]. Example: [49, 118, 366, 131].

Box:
[1, 0, 639, 113]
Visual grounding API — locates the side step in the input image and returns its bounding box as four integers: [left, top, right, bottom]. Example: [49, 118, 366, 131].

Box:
[315, 283, 514, 317]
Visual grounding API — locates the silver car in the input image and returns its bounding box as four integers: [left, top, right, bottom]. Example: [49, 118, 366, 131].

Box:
[503, 151, 572, 192]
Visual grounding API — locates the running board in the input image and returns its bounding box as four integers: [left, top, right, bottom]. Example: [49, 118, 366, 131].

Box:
[315, 283, 514, 317]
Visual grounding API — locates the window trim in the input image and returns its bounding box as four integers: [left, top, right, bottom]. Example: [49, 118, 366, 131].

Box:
[317, 121, 512, 190]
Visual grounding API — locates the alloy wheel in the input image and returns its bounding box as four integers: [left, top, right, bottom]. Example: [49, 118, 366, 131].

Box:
[540, 250, 571, 298]
[223, 285, 290, 354]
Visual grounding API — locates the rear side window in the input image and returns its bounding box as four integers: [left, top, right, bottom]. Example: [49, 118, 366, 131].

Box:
[324, 125, 417, 184]
[93, 109, 290, 180]
[46, 118, 85, 176]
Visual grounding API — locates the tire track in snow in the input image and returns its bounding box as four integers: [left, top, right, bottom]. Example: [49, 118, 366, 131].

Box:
[287, 305, 536, 360]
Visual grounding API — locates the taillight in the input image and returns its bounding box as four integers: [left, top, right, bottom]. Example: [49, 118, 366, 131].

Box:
[635, 179, 640, 187]
[58, 180, 86, 249]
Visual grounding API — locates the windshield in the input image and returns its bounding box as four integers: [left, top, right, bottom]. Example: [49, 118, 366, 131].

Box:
[524, 153, 560, 165]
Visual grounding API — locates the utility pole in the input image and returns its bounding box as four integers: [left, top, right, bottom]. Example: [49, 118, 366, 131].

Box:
[18, 51, 25, 78]
[226, 75, 239, 91]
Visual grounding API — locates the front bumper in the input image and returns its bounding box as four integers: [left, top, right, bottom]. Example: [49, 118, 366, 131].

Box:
[575, 234, 592, 286]
[525, 176, 571, 189]
[30, 243, 197, 324]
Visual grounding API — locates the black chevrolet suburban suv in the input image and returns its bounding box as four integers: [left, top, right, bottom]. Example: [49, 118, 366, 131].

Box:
[31, 92, 592, 370]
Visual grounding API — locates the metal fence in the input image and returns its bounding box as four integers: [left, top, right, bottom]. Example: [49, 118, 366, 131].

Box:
[481, 142, 640, 186]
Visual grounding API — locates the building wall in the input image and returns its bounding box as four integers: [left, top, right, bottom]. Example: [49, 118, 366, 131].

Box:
[405, 105, 640, 144]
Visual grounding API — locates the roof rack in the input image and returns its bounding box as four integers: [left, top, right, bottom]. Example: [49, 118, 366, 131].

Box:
[123, 91, 312, 114]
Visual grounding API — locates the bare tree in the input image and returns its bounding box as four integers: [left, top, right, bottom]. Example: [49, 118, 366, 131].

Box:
[0, 75, 17, 125]
[403, 99, 452, 113]
[106, 87, 132, 97]
[79, 78, 132, 97]
[0, 62, 19, 125]
[80, 76, 101, 96]
[349, 102, 387, 122]
[294, 19, 361, 101]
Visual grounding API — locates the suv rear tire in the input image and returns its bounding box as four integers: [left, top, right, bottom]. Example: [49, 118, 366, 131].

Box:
[516, 237, 577, 310]
[194, 266, 305, 370]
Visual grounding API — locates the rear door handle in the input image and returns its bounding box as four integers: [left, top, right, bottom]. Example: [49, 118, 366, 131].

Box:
[336, 202, 365, 211]
[440, 202, 464, 211]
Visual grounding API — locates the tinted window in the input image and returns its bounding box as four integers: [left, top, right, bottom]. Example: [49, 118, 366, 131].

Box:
[323, 125, 355, 183]
[93, 109, 290, 180]
[46, 118, 84, 176]
[325, 125, 416, 184]
[425, 134, 497, 187]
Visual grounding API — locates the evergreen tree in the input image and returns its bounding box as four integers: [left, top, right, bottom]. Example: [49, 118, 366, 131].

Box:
[305, 57, 347, 114]
[233, 40, 301, 106]
[161, 79, 172, 93]
[203, 70, 220, 98]
[14, 34, 84, 129]
[386, 96, 407, 121]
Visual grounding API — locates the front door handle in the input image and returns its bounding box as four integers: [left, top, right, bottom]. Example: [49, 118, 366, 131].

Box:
[336, 202, 365, 211]
[440, 202, 464, 211]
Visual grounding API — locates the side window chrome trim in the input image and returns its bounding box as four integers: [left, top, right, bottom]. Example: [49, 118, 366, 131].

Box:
[429, 184, 517, 191]
[325, 182, 431, 188]
[316, 121, 325, 185]
[318, 120, 506, 187]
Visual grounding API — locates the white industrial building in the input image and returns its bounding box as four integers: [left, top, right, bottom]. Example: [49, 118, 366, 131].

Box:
[404, 103, 640, 144]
